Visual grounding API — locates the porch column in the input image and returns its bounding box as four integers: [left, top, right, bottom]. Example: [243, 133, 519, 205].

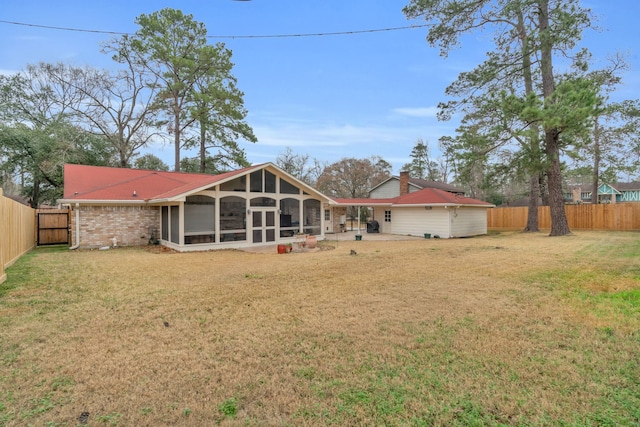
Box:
[179, 202, 185, 245]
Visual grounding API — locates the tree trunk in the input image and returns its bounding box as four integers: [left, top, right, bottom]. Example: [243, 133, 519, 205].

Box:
[517, 7, 540, 233]
[31, 177, 40, 208]
[539, 173, 550, 206]
[591, 117, 601, 204]
[538, 0, 571, 236]
[523, 174, 540, 232]
[174, 113, 181, 172]
[545, 129, 571, 236]
[199, 120, 206, 173]
[119, 147, 128, 168]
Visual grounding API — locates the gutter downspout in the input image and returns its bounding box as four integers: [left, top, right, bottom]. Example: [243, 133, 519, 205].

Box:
[69, 203, 80, 250]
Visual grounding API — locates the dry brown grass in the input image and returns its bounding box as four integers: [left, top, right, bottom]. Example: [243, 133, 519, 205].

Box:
[1, 231, 639, 426]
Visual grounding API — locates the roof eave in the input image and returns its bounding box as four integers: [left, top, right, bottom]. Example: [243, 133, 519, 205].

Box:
[329, 200, 395, 207]
[392, 203, 494, 208]
[58, 199, 149, 205]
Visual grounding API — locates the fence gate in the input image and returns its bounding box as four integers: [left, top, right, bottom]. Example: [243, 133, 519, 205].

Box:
[37, 209, 70, 245]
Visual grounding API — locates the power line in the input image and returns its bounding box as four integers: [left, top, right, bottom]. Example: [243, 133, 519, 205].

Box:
[211, 24, 431, 39]
[0, 20, 127, 36]
[0, 19, 430, 39]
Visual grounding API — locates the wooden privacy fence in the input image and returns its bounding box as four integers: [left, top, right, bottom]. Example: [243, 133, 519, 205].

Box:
[488, 203, 640, 231]
[1, 188, 36, 284]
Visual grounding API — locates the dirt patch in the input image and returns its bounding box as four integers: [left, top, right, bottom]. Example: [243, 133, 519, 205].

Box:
[142, 244, 178, 254]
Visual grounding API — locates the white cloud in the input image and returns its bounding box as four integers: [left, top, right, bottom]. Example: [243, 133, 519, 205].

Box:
[144, 108, 459, 174]
[392, 107, 440, 118]
[239, 111, 459, 172]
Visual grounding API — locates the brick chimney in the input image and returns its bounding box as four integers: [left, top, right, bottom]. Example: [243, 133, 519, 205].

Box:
[399, 171, 409, 196]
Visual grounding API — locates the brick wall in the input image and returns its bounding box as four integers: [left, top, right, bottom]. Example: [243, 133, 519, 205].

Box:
[70, 205, 160, 249]
[400, 171, 409, 196]
[332, 207, 347, 232]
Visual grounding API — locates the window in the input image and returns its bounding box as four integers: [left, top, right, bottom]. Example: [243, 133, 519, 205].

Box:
[280, 178, 300, 194]
[170, 206, 180, 243]
[220, 196, 247, 242]
[303, 199, 321, 235]
[250, 171, 262, 192]
[250, 197, 276, 207]
[280, 198, 299, 237]
[184, 196, 215, 245]
[384, 210, 391, 222]
[265, 171, 276, 193]
[324, 209, 331, 221]
[220, 176, 246, 192]
[161, 206, 168, 241]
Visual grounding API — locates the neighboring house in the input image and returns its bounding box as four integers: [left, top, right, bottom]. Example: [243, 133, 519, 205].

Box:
[59, 163, 332, 251]
[332, 172, 493, 239]
[566, 182, 640, 204]
[370, 171, 466, 198]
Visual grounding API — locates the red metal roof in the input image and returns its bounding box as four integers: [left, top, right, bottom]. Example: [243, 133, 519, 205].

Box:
[61, 164, 260, 202]
[332, 188, 493, 207]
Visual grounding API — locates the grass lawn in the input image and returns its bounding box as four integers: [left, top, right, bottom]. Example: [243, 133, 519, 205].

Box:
[1, 231, 639, 426]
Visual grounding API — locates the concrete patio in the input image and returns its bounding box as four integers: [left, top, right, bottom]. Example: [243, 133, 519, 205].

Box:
[242, 230, 424, 254]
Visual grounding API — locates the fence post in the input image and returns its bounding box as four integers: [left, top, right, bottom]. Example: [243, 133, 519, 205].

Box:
[1, 188, 6, 284]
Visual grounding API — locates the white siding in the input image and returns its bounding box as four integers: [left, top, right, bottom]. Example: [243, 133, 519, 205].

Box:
[450, 207, 488, 237]
[371, 206, 489, 238]
[390, 207, 451, 238]
[372, 207, 392, 233]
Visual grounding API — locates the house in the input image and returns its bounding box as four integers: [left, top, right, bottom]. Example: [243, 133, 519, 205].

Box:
[567, 182, 640, 204]
[331, 172, 493, 239]
[370, 172, 466, 198]
[59, 163, 332, 251]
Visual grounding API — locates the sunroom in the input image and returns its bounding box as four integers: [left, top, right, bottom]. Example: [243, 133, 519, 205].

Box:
[159, 165, 328, 251]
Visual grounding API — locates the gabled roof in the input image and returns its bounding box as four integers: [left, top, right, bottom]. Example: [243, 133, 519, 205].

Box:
[60, 164, 258, 203]
[332, 187, 493, 207]
[566, 182, 640, 194]
[59, 163, 330, 204]
[613, 182, 640, 191]
[408, 178, 465, 194]
[394, 187, 492, 206]
[598, 183, 621, 195]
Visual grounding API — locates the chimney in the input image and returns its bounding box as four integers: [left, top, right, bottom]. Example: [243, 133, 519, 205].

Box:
[399, 171, 409, 196]
[572, 187, 581, 204]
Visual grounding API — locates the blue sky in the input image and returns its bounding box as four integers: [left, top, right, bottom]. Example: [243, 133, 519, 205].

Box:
[1, 1, 639, 174]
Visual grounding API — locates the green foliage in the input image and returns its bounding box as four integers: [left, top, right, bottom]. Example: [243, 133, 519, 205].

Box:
[402, 139, 445, 181]
[0, 71, 114, 206]
[218, 397, 238, 418]
[124, 8, 254, 172]
[187, 46, 256, 173]
[97, 412, 122, 425]
[133, 153, 169, 171]
[403, 1, 598, 233]
[180, 155, 240, 175]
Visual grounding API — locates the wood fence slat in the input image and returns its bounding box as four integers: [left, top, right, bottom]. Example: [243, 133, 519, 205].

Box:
[1, 188, 37, 283]
[488, 203, 640, 231]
